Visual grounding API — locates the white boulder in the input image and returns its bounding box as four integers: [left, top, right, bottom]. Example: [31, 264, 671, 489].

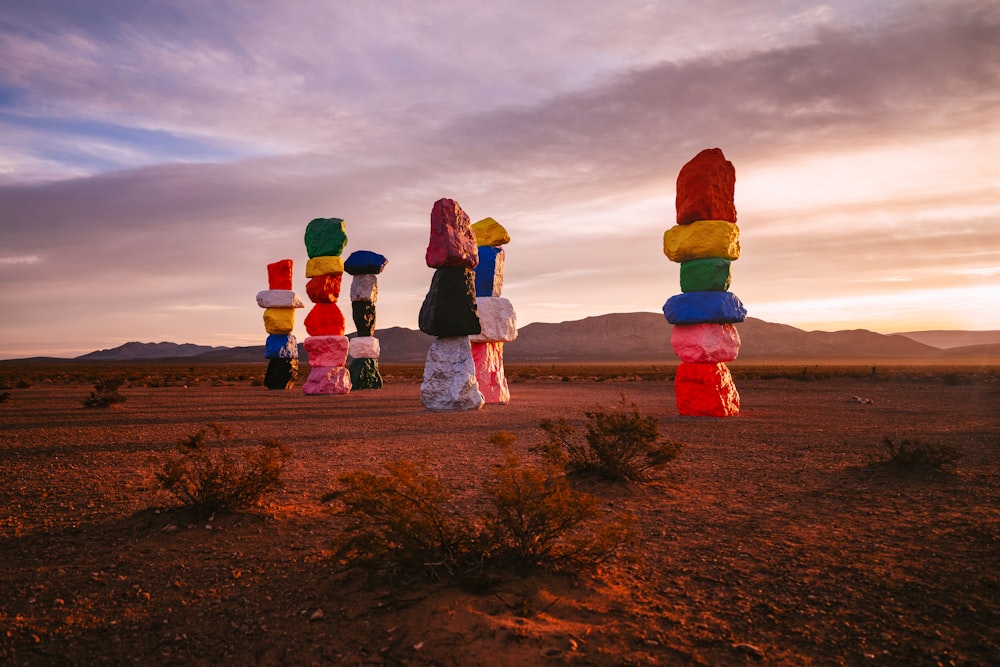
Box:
[420, 337, 484, 411]
[469, 297, 517, 343]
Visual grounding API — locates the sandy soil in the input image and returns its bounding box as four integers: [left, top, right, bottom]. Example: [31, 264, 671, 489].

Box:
[1, 370, 998, 666]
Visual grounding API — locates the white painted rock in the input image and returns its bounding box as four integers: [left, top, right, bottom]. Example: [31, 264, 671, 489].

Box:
[469, 297, 517, 343]
[302, 365, 352, 395]
[472, 341, 509, 404]
[349, 274, 378, 303]
[303, 335, 350, 367]
[349, 336, 380, 359]
[670, 323, 741, 363]
[256, 290, 305, 309]
[420, 337, 484, 411]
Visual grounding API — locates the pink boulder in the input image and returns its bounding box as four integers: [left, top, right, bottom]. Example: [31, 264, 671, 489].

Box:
[304, 303, 346, 336]
[303, 335, 350, 367]
[302, 365, 352, 395]
[671, 323, 741, 363]
[425, 198, 479, 269]
[675, 148, 736, 225]
[471, 341, 510, 404]
[674, 362, 740, 417]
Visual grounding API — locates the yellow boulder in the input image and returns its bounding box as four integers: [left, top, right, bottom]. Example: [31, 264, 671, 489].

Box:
[472, 217, 510, 246]
[263, 308, 295, 334]
[663, 220, 740, 263]
[305, 256, 345, 278]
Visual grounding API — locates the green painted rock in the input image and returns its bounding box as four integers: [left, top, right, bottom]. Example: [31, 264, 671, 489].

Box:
[304, 218, 348, 258]
[680, 258, 731, 292]
[349, 357, 383, 390]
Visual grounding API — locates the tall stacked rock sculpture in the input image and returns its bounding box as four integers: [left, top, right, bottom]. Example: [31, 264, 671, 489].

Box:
[469, 217, 516, 404]
[258, 259, 304, 389]
[345, 250, 388, 390]
[662, 148, 746, 417]
[301, 218, 352, 395]
[419, 198, 485, 411]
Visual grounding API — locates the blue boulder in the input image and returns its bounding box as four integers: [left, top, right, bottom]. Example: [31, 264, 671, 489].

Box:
[663, 291, 746, 325]
[344, 250, 388, 275]
[264, 334, 298, 359]
[475, 246, 504, 297]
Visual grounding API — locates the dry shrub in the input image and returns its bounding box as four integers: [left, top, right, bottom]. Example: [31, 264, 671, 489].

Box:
[538, 396, 685, 482]
[880, 437, 962, 470]
[81, 378, 126, 408]
[156, 423, 292, 517]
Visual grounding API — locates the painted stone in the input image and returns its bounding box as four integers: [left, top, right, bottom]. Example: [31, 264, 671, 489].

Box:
[675, 148, 737, 225]
[267, 259, 294, 291]
[352, 300, 377, 336]
[674, 362, 740, 417]
[349, 357, 383, 390]
[475, 246, 505, 297]
[304, 303, 346, 336]
[349, 273, 378, 303]
[680, 258, 731, 293]
[471, 217, 510, 246]
[264, 333, 298, 360]
[663, 291, 746, 325]
[344, 250, 388, 275]
[263, 308, 295, 334]
[305, 256, 345, 278]
[349, 336, 380, 359]
[471, 341, 510, 404]
[425, 198, 478, 269]
[663, 220, 740, 263]
[256, 290, 305, 309]
[303, 335, 349, 367]
[469, 296, 517, 343]
[304, 218, 348, 258]
[418, 267, 481, 337]
[305, 273, 343, 304]
[302, 365, 352, 395]
[671, 323, 741, 363]
[264, 358, 298, 390]
[420, 337, 484, 411]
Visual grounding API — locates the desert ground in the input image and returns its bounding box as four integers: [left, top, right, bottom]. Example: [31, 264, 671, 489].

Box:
[1, 363, 997, 666]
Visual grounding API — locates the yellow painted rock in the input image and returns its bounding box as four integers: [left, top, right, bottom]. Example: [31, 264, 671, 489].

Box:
[305, 256, 345, 278]
[472, 217, 511, 246]
[263, 307, 295, 334]
[663, 220, 740, 263]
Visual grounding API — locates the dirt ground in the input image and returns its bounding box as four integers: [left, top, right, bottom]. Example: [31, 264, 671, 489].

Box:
[1, 367, 998, 666]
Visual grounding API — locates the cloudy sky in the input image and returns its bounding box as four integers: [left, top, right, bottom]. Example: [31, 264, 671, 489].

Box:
[1, 0, 998, 358]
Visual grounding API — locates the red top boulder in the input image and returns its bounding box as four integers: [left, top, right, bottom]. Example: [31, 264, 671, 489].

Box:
[425, 198, 479, 269]
[675, 148, 736, 225]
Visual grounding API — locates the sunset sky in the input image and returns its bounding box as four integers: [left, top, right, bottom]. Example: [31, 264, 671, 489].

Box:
[1, 1, 998, 359]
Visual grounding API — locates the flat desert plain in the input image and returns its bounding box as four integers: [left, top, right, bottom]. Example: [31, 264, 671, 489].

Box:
[1, 364, 998, 666]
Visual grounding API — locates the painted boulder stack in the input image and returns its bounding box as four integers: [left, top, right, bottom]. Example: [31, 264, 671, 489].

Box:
[301, 218, 352, 395]
[345, 250, 388, 390]
[662, 148, 746, 416]
[419, 198, 485, 411]
[257, 259, 304, 389]
[469, 217, 516, 404]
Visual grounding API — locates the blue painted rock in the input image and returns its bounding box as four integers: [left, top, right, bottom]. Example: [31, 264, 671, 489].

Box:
[303, 335, 349, 367]
[349, 357, 383, 390]
[264, 334, 298, 360]
[671, 323, 740, 363]
[302, 365, 352, 395]
[674, 361, 740, 417]
[425, 198, 478, 269]
[419, 267, 481, 337]
[264, 358, 298, 390]
[471, 341, 509, 404]
[469, 297, 517, 343]
[675, 148, 736, 225]
[344, 250, 388, 275]
[663, 291, 746, 325]
[352, 300, 376, 336]
[350, 274, 378, 302]
[475, 246, 505, 297]
[680, 258, 731, 292]
[304, 218, 348, 258]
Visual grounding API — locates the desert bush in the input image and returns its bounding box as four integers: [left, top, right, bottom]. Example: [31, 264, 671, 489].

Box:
[880, 437, 962, 470]
[537, 396, 685, 482]
[81, 378, 126, 408]
[156, 423, 292, 517]
[0, 391, 11, 404]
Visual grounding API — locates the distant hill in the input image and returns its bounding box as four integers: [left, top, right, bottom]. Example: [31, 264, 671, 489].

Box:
[50, 314, 999, 364]
[892, 330, 1000, 349]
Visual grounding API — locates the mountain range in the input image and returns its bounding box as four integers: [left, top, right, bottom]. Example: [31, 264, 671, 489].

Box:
[62, 313, 1000, 364]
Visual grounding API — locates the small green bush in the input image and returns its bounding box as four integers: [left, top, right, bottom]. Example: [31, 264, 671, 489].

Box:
[81, 378, 126, 408]
[880, 437, 962, 470]
[156, 423, 292, 517]
[538, 396, 685, 482]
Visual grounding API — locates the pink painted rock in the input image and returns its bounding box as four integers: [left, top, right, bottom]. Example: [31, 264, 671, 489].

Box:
[303, 335, 349, 367]
[267, 259, 294, 290]
[674, 362, 740, 417]
[305, 274, 342, 303]
[671, 323, 741, 363]
[425, 198, 478, 269]
[304, 303, 346, 336]
[675, 148, 736, 225]
[302, 365, 352, 395]
[471, 341, 510, 404]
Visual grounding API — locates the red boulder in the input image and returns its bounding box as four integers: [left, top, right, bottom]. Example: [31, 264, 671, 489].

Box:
[675, 148, 736, 225]
[425, 198, 478, 269]
[305, 273, 343, 303]
[267, 259, 294, 290]
[304, 303, 346, 336]
[674, 361, 740, 417]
